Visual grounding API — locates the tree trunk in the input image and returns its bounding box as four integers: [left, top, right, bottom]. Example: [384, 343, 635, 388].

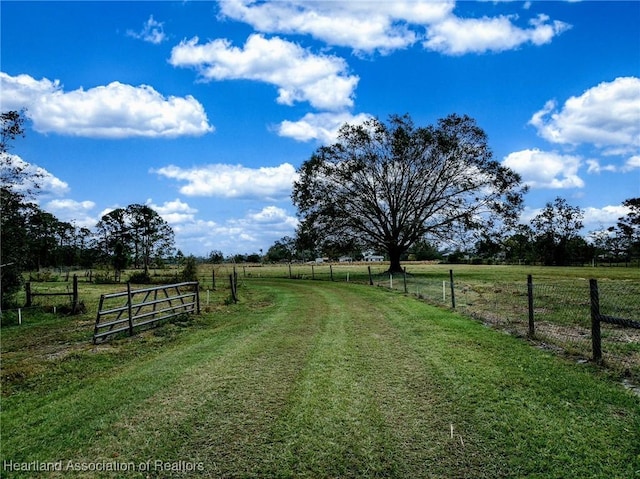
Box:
[387, 247, 404, 274]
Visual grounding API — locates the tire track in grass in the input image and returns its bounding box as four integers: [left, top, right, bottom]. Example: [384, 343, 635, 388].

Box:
[71, 280, 332, 478]
[260, 281, 501, 479]
[260, 284, 403, 478]
[1, 282, 316, 477]
[329, 287, 483, 478]
[340, 285, 509, 478]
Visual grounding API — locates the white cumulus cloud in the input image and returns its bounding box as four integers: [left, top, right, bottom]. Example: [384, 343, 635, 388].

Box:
[623, 155, 640, 172]
[424, 13, 570, 55]
[277, 112, 373, 143]
[0, 72, 213, 138]
[164, 205, 298, 256]
[218, 0, 569, 56]
[245, 205, 299, 228]
[152, 162, 298, 199]
[45, 199, 97, 228]
[583, 204, 632, 228]
[529, 77, 640, 154]
[502, 148, 584, 189]
[586, 159, 617, 174]
[224, 206, 299, 248]
[0, 153, 70, 197]
[145, 198, 199, 224]
[169, 34, 359, 110]
[218, 0, 454, 54]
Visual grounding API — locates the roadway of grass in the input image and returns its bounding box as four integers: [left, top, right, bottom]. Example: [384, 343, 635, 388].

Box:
[1, 279, 639, 478]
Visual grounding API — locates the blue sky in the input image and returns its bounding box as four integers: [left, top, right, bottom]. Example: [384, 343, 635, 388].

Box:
[1, 1, 639, 256]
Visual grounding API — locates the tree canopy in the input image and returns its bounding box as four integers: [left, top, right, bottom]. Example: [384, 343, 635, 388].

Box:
[1, 111, 32, 306]
[530, 196, 585, 266]
[292, 113, 527, 272]
[96, 204, 175, 276]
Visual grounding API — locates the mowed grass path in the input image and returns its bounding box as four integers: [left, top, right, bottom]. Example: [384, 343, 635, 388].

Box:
[2, 280, 639, 478]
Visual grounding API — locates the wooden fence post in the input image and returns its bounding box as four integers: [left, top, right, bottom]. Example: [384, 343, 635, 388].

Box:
[312, 264, 315, 280]
[72, 274, 79, 313]
[368, 266, 373, 286]
[288, 263, 292, 279]
[527, 274, 535, 338]
[449, 269, 456, 309]
[403, 267, 408, 294]
[212, 270, 216, 291]
[590, 278, 602, 364]
[25, 282, 32, 307]
[229, 274, 238, 303]
[330, 265, 334, 281]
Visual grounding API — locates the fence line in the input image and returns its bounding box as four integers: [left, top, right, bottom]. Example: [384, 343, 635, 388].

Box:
[590, 278, 640, 366]
[239, 263, 639, 381]
[25, 275, 80, 312]
[93, 281, 199, 343]
[9, 263, 638, 379]
[422, 275, 638, 379]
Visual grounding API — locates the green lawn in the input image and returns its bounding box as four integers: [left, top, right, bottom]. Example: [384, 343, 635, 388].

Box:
[1, 279, 639, 478]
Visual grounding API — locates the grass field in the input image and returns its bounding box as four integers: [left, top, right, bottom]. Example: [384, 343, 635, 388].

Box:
[2, 277, 639, 478]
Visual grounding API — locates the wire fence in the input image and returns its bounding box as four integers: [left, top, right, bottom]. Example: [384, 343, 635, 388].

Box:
[233, 262, 640, 382]
[4, 263, 639, 382]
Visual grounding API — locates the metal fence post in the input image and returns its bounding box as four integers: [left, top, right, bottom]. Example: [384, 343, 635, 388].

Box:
[527, 274, 535, 338]
[589, 278, 602, 364]
[93, 294, 105, 344]
[126, 282, 134, 336]
[195, 281, 201, 314]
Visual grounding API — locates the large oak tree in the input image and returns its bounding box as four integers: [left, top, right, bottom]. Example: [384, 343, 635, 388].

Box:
[292, 114, 527, 272]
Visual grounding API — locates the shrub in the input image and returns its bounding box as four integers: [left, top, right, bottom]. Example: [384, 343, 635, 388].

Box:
[129, 271, 151, 284]
[181, 256, 199, 282]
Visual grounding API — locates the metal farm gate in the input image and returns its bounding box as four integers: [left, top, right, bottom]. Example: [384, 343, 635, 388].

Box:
[93, 282, 200, 343]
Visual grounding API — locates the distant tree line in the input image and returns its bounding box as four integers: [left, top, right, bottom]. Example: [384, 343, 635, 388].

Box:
[259, 194, 639, 267]
[1, 111, 177, 308]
